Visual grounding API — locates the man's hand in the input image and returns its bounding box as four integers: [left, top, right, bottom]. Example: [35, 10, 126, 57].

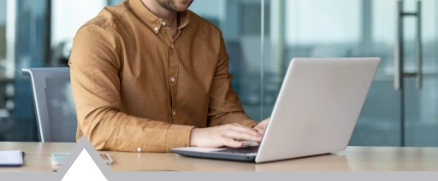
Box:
[254, 118, 270, 135]
[189, 123, 263, 148]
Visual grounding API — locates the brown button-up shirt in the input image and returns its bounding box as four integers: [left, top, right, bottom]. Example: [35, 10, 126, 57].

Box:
[69, 0, 258, 153]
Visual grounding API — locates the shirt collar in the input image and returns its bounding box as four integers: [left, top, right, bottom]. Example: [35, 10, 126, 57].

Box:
[128, 0, 190, 35]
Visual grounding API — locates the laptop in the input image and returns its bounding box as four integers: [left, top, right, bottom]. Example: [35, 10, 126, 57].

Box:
[171, 57, 381, 163]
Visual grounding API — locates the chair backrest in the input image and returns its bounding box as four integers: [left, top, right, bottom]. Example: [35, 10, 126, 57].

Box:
[22, 68, 77, 142]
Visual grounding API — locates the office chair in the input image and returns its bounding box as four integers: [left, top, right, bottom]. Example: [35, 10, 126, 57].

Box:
[22, 68, 77, 142]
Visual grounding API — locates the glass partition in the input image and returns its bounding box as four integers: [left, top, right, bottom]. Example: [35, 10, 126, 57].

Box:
[0, 0, 52, 141]
[0, 0, 10, 141]
[265, 0, 438, 146]
[190, 0, 265, 121]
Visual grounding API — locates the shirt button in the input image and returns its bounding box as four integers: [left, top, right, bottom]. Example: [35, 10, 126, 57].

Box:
[173, 111, 176, 116]
[171, 44, 174, 48]
[162, 21, 167, 26]
[137, 147, 142, 152]
[171, 77, 176, 83]
[154, 27, 159, 32]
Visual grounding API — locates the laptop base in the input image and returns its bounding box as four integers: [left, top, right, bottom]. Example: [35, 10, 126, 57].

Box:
[172, 149, 256, 162]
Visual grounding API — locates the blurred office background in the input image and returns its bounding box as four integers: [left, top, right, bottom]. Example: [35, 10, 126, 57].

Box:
[0, 0, 437, 147]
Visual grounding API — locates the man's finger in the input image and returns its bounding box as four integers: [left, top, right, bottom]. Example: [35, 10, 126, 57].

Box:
[224, 130, 262, 142]
[229, 124, 262, 137]
[255, 128, 265, 135]
[222, 137, 244, 148]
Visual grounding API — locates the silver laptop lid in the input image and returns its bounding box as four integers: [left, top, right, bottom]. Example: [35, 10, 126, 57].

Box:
[256, 58, 380, 163]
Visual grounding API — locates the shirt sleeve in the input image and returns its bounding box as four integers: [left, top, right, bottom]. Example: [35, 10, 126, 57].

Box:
[207, 31, 259, 128]
[69, 24, 195, 153]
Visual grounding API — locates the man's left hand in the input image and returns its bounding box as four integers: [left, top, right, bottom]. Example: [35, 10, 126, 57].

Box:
[254, 118, 270, 135]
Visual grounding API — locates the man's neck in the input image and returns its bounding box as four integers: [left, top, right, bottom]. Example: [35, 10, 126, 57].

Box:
[141, 0, 178, 26]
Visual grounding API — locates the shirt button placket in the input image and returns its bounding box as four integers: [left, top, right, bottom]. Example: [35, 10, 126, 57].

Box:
[169, 41, 177, 122]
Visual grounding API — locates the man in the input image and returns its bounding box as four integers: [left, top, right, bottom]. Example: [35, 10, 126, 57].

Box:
[69, 0, 269, 153]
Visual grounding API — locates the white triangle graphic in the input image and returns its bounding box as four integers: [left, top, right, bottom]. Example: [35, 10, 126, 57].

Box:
[61, 149, 108, 181]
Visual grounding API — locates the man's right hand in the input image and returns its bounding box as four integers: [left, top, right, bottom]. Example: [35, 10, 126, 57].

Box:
[189, 123, 263, 148]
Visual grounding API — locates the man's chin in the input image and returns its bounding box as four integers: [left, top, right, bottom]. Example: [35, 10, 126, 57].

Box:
[177, 0, 193, 11]
[174, 6, 189, 12]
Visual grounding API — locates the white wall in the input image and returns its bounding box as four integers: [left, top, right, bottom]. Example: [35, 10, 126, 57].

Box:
[286, 0, 361, 45]
[51, 0, 107, 47]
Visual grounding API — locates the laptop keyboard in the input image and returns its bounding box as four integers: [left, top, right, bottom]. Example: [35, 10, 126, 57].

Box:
[213, 146, 259, 154]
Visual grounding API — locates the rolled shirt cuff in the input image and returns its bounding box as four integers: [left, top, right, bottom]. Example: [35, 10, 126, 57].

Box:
[165, 124, 196, 152]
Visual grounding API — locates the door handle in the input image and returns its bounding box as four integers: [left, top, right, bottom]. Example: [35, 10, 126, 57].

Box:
[395, 0, 403, 90]
[416, 0, 422, 90]
[394, 0, 423, 90]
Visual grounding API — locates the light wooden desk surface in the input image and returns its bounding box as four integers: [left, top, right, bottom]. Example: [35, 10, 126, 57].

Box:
[1, 142, 438, 172]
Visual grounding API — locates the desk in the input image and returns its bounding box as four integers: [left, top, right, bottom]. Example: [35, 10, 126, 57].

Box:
[1, 142, 438, 172]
